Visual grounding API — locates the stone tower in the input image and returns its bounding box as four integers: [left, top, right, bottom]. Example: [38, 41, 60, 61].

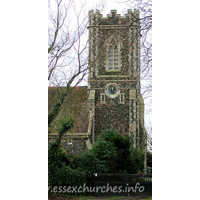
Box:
[87, 9, 146, 156]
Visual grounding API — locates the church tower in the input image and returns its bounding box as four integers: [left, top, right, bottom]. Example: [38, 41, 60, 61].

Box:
[87, 9, 146, 154]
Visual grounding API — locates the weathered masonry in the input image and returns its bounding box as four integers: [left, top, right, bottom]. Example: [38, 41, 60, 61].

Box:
[87, 9, 146, 152]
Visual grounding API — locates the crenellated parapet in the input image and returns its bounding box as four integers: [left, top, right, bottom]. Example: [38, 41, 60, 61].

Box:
[88, 9, 140, 27]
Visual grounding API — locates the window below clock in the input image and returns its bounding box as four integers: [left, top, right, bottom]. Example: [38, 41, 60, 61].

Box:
[119, 93, 125, 104]
[100, 93, 106, 103]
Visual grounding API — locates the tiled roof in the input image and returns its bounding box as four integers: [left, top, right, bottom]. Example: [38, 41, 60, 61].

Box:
[48, 86, 89, 134]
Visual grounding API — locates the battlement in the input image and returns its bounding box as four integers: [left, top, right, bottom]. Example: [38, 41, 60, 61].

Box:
[89, 9, 140, 26]
[89, 9, 139, 18]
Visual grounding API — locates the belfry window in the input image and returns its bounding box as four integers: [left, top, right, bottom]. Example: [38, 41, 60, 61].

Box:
[109, 43, 118, 70]
[106, 39, 121, 72]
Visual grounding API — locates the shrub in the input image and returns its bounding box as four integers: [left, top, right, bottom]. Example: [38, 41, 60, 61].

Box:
[48, 116, 86, 189]
[130, 147, 145, 173]
[70, 150, 108, 173]
[91, 129, 143, 173]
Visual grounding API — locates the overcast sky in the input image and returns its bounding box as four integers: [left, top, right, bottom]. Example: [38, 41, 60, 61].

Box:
[86, 0, 131, 16]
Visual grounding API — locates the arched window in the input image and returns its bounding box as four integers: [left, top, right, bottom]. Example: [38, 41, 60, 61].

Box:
[109, 43, 118, 70]
[105, 39, 121, 72]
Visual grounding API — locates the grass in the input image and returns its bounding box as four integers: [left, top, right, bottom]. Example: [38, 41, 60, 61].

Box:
[96, 197, 125, 200]
[48, 194, 152, 200]
[69, 197, 125, 200]
[99, 197, 152, 200]
[141, 197, 152, 200]
[75, 196, 152, 200]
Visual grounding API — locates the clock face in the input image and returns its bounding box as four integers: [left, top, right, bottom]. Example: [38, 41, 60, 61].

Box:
[108, 86, 117, 95]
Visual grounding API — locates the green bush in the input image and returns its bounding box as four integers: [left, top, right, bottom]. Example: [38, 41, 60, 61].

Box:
[91, 139, 116, 171]
[147, 151, 152, 162]
[90, 129, 144, 173]
[48, 116, 86, 189]
[48, 139, 86, 188]
[70, 150, 108, 173]
[69, 129, 140, 174]
[130, 147, 145, 173]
